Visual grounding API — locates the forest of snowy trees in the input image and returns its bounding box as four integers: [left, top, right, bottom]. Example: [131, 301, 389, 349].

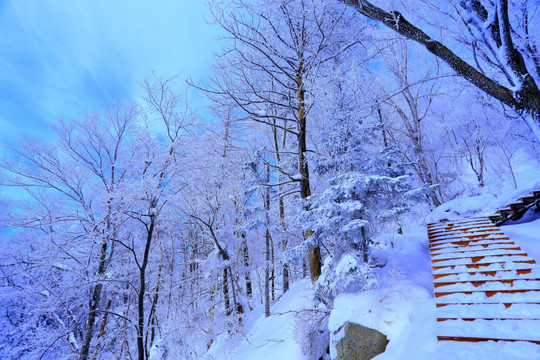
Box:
[1, 0, 539, 359]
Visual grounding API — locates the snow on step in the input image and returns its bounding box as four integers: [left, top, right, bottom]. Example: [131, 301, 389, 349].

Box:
[434, 268, 540, 282]
[429, 226, 501, 237]
[436, 340, 540, 360]
[429, 233, 509, 249]
[427, 218, 493, 228]
[427, 216, 540, 353]
[431, 242, 518, 255]
[436, 319, 540, 341]
[429, 230, 506, 241]
[436, 303, 540, 319]
[434, 290, 540, 303]
[428, 226, 500, 237]
[432, 254, 533, 267]
[431, 248, 524, 261]
[432, 261, 537, 275]
[434, 279, 540, 292]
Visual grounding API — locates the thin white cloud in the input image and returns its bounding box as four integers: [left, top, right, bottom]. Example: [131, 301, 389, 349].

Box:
[0, 0, 221, 143]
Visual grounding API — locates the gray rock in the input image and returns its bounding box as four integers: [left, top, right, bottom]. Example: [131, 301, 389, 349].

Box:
[335, 322, 389, 360]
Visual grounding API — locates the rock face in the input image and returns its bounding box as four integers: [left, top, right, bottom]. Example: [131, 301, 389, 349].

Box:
[335, 322, 389, 360]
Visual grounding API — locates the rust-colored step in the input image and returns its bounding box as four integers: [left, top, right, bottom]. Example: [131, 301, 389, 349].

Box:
[429, 233, 507, 244]
[436, 302, 540, 308]
[429, 238, 512, 250]
[432, 259, 536, 271]
[509, 202, 526, 211]
[430, 247, 523, 260]
[437, 336, 540, 344]
[522, 195, 537, 204]
[433, 268, 534, 280]
[431, 252, 529, 264]
[433, 278, 540, 288]
[428, 219, 492, 227]
[429, 215, 540, 351]
[428, 225, 499, 236]
[437, 317, 540, 322]
[488, 215, 503, 223]
[434, 289, 540, 298]
[430, 243, 517, 255]
[429, 229, 506, 240]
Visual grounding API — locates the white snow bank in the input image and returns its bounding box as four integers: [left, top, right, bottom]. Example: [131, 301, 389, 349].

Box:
[426, 194, 498, 223]
[328, 231, 438, 360]
[205, 279, 313, 360]
[328, 280, 436, 360]
[502, 209, 540, 264]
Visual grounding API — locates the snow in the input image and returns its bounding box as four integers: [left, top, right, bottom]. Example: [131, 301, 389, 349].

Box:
[205, 279, 312, 360]
[327, 280, 436, 360]
[213, 202, 540, 359]
[427, 194, 498, 223]
[502, 211, 540, 264]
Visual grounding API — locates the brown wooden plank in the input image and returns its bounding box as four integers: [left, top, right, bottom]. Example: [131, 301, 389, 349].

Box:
[437, 317, 540, 322]
[434, 289, 540, 298]
[433, 269, 534, 280]
[433, 278, 540, 288]
[437, 336, 540, 344]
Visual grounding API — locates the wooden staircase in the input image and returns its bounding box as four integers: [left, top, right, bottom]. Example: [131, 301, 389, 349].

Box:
[427, 217, 540, 346]
[488, 190, 540, 225]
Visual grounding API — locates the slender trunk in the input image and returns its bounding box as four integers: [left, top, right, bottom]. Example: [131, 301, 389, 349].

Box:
[264, 164, 271, 318]
[297, 59, 321, 282]
[271, 233, 275, 301]
[223, 267, 231, 315]
[241, 233, 252, 298]
[137, 212, 156, 360]
[272, 119, 290, 294]
[79, 238, 109, 360]
[361, 226, 369, 263]
[91, 299, 112, 360]
[279, 196, 289, 293]
[145, 263, 162, 354]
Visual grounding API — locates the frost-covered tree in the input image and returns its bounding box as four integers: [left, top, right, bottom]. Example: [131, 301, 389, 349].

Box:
[339, 0, 540, 130]
[301, 73, 428, 305]
[0, 103, 139, 360]
[200, 0, 365, 283]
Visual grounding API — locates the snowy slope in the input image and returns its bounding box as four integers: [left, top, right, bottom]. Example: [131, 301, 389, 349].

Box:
[204, 205, 540, 360]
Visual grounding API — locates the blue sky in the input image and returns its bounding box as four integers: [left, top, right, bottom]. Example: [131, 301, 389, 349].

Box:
[0, 0, 222, 145]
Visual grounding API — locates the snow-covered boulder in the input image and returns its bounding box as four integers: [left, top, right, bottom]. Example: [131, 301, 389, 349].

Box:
[335, 322, 388, 360]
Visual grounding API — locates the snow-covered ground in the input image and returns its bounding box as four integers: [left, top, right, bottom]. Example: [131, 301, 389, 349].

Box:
[205, 199, 540, 360]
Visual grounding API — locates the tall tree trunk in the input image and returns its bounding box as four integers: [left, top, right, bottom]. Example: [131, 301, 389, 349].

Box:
[241, 233, 252, 298]
[271, 233, 275, 301]
[145, 263, 162, 355]
[91, 298, 112, 360]
[137, 212, 156, 360]
[264, 164, 271, 318]
[271, 119, 290, 293]
[79, 238, 109, 360]
[297, 58, 321, 282]
[222, 268, 231, 315]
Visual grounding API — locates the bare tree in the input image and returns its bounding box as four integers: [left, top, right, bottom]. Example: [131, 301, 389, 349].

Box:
[199, 0, 361, 282]
[339, 0, 540, 125]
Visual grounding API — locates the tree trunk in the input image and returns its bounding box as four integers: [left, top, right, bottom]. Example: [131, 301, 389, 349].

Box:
[241, 233, 252, 298]
[297, 58, 321, 283]
[137, 213, 156, 360]
[264, 164, 271, 317]
[79, 238, 109, 360]
[271, 119, 290, 294]
[90, 298, 112, 360]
